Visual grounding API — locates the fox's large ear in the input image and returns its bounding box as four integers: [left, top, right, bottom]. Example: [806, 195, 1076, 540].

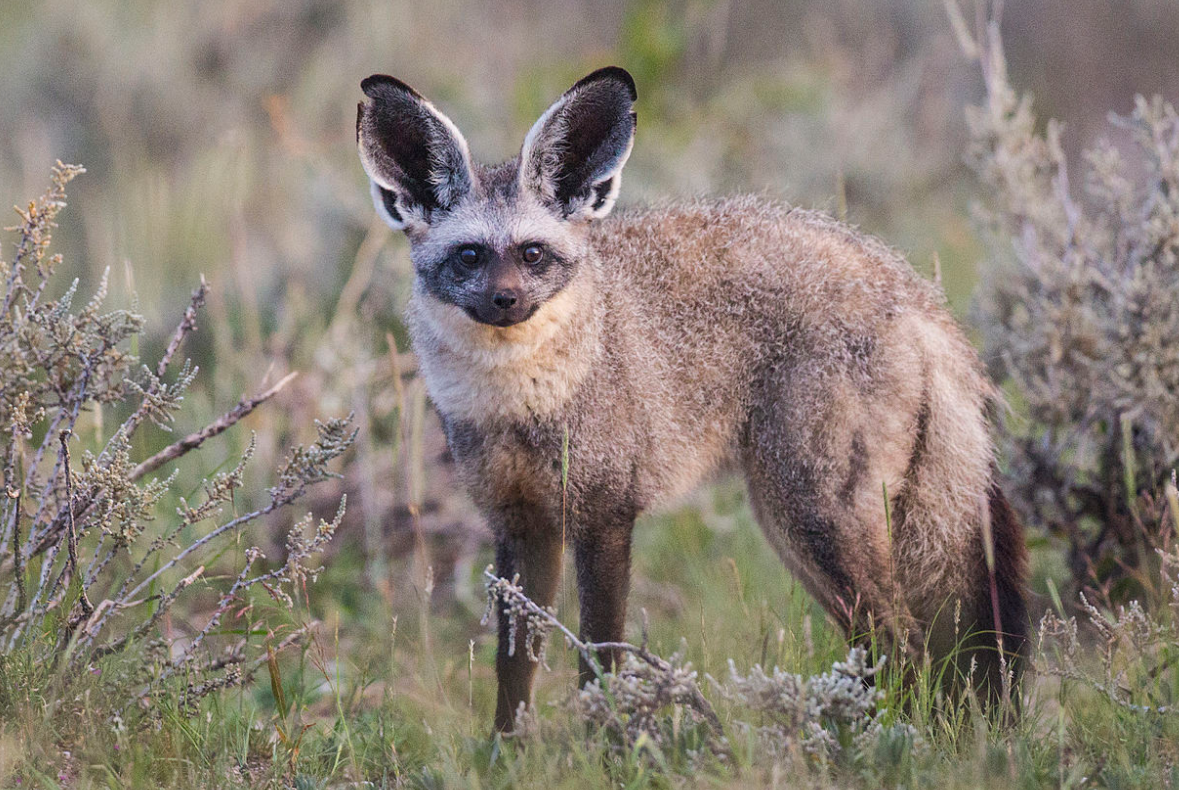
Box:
[357, 75, 474, 232]
[519, 67, 636, 221]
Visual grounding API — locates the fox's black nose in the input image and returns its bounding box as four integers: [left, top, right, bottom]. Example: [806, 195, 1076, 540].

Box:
[491, 290, 518, 310]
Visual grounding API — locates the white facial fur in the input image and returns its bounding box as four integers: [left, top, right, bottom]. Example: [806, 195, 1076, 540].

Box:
[407, 269, 601, 423]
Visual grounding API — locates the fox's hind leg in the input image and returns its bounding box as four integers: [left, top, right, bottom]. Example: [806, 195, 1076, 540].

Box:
[743, 463, 916, 656]
[740, 372, 922, 662]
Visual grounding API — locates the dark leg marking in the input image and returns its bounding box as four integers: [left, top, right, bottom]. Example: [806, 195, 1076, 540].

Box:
[493, 530, 564, 732]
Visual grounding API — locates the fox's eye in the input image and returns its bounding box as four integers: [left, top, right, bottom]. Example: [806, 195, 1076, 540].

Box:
[458, 246, 480, 267]
[521, 244, 544, 264]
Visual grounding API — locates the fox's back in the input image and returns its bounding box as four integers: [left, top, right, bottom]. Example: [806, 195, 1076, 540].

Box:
[597, 198, 953, 398]
[593, 195, 945, 349]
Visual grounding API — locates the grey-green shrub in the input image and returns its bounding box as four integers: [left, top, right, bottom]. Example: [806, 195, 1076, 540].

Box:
[0, 164, 353, 716]
[967, 24, 1179, 594]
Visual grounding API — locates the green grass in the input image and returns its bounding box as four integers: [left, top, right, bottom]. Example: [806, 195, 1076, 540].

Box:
[4, 476, 1178, 789]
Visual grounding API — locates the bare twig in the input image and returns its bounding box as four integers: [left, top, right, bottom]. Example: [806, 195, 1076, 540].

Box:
[157, 276, 208, 380]
[28, 361, 96, 549]
[482, 568, 728, 742]
[123, 501, 281, 606]
[59, 430, 92, 619]
[168, 549, 262, 674]
[9, 489, 24, 615]
[83, 565, 206, 662]
[129, 371, 297, 482]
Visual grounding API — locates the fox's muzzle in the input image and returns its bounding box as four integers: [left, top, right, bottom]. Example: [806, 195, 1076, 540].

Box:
[466, 291, 538, 327]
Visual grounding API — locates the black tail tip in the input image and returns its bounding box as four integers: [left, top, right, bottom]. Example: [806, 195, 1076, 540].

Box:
[976, 480, 1030, 709]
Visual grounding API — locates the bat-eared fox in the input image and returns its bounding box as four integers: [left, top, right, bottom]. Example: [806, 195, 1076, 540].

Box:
[356, 66, 1027, 731]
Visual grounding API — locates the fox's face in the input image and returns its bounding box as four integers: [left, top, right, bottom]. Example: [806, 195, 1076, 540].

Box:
[357, 68, 637, 329]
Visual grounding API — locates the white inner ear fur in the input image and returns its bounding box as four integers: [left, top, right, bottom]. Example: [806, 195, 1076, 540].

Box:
[518, 87, 635, 221]
[423, 99, 474, 208]
[358, 94, 475, 233]
[518, 95, 566, 204]
[368, 179, 411, 231]
[581, 131, 633, 219]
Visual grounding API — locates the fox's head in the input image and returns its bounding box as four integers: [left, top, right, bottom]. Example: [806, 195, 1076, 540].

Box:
[357, 67, 636, 329]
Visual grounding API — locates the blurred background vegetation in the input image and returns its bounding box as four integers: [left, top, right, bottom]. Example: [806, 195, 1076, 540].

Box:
[4, 0, 1178, 316]
[4, 0, 1178, 547]
[3, 1, 1179, 783]
[0, 0, 1173, 314]
[5, 0, 1179, 648]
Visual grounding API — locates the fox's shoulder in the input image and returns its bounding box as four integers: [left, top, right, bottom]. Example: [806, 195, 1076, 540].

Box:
[589, 193, 903, 264]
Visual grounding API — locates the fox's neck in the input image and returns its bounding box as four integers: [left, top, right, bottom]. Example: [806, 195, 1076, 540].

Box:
[408, 269, 603, 424]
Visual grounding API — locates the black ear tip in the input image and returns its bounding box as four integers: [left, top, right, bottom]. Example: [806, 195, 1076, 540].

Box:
[361, 74, 422, 101]
[574, 66, 637, 102]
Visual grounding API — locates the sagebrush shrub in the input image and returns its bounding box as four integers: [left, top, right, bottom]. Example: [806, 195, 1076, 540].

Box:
[713, 648, 911, 763]
[1035, 486, 1179, 715]
[0, 164, 353, 717]
[966, 24, 1179, 594]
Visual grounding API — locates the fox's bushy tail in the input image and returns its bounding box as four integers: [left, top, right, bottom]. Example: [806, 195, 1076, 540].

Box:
[970, 477, 1029, 709]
